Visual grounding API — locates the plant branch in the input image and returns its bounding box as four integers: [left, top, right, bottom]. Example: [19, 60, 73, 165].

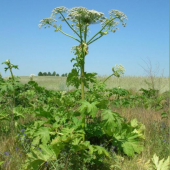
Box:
[58, 29, 81, 42]
[84, 25, 88, 43]
[59, 12, 81, 39]
[103, 73, 114, 83]
[88, 35, 103, 45]
[87, 17, 116, 45]
[79, 19, 83, 43]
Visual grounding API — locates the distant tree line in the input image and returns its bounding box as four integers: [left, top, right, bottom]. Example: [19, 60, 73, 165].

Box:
[38, 71, 67, 77]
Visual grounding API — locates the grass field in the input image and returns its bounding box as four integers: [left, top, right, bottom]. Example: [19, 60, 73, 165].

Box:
[12, 76, 169, 93]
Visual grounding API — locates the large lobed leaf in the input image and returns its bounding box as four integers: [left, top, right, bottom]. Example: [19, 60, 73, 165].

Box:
[77, 100, 99, 117]
[101, 109, 124, 136]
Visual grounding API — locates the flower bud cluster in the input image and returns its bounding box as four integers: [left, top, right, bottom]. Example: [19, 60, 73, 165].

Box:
[4, 59, 13, 67]
[6, 59, 10, 64]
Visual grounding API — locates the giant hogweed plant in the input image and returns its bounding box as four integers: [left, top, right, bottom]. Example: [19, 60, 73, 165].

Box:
[39, 6, 127, 139]
[15, 7, 146, 169]
[0, 7, 145, 170]
[39, 6, 127, 100]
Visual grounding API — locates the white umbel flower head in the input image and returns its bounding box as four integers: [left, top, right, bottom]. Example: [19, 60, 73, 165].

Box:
[109, 10, 127, 21]
[39, 6, 127, 37]
[66, 7, 106, 25]
[112, 64, 125, 77]
[51, 6, 68, 16]
[39, 18, 57, 28]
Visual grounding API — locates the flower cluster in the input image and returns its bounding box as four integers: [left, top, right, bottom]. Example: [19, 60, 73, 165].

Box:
[66, 7, 106, 24]
[39, 6, 127, 37]
[51, 6, 68, 16]
[112, 64, 125, 77]
[109, 10, 127, 21]
[39, 18, 57, 28]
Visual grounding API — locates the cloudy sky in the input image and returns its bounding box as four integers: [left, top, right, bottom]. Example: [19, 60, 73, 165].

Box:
[0, 0, 169, 77]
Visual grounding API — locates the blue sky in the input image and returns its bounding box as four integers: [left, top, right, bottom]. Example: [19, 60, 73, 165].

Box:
[0, 0, 169, 77]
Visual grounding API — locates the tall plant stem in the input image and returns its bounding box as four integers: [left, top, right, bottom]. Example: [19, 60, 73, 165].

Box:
[81, 54, 86, 141]
[9, 66, 15, 133]
[79, 21, 85, 101]
[9, 66, 15, 82]
[81, 63, 85, 100]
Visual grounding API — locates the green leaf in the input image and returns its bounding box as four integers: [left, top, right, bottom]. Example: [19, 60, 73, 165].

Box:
[93, 145, 110, 158]
[130, 118, 138, 127]
[51, 139, 64, 158]
[0, 161, 4, 166]
[35, 105, 53, 119]
[150, 154, 170, 170]
[77, 100, 99, 117]
[101, 109, 123, 136]
[13, 107, 25, 119]
[114, 131, 144, 156]
[84, 72, 97, 88]
[66, 68, 81, 88]
[34, 127, 50, 144]
[24, 144, 56, 170]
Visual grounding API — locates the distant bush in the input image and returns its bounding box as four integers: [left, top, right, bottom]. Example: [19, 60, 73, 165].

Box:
[38, 71, 60, 76]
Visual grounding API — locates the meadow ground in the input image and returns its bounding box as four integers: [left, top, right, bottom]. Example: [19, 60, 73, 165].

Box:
[0, 76, 169, 170]
[13, 75, 169, 93]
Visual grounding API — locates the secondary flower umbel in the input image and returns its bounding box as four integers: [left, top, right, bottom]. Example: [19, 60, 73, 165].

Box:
[112, 64, 125, 77]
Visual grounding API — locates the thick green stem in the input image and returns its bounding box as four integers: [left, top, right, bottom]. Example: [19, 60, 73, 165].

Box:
[80, 34, 86, 140]
[81, 60, 85, 100]
[9, 67, 14, 81]
[9, 66, 15, 132]
[84, 25, 88, 43]
[81, 55, 85, 141]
